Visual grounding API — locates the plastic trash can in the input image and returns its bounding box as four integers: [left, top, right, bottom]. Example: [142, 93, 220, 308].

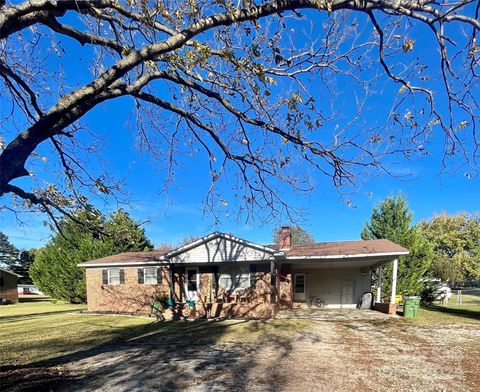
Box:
[403, 296, 421, 318]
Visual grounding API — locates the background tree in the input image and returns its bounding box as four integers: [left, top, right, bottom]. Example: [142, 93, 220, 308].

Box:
[0, 231, 19, 268]
[361, 195, 433, 296]
[273, 225, 314, 244]
[14, 249, 36, 284]
[0, 1, 479, 225]
[30, 208, 153, 303]
[420, 213, 480, 283]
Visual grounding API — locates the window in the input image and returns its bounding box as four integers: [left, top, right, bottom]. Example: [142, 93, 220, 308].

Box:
[218, 265, 250, 293]
[187, 269, 197, 291]
[0, 276, 4, 287]
[102, 268, 125, 285]
[138, 267, 161, 284]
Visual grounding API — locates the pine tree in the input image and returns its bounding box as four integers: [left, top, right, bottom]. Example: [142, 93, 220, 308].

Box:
[361, 195, 433, 297]
[0, 231, 19, 269]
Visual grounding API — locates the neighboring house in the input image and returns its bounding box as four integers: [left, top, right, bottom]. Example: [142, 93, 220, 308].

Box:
[0, 268, 21, 304]
[17, 284, 44, 295]
[79, 227, 408, 318]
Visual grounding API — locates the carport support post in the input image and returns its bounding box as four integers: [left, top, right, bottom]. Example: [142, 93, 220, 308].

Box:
[376, 266, 382, 303]
[390, 258, 398, 304]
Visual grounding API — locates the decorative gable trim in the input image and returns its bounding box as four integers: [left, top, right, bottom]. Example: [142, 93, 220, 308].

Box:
[158, 232, 282, 261]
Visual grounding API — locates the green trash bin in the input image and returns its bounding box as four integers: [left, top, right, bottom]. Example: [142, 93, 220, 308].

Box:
[403, 296, 421, 318]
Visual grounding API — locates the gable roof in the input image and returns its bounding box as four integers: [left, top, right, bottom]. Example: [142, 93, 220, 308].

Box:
[160, 232, 280, 260]
[78, 233, 408, 267]
[0, 268, 22, 277]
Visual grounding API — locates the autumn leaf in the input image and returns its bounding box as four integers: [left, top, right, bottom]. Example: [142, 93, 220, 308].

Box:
[402, 39, 415, 53]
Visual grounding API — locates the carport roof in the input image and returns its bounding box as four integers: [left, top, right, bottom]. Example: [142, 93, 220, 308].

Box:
[269, 239, 409, 259]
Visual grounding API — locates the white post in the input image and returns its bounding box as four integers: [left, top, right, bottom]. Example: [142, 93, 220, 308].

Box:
[376, 266, 382, 303]
[390, 258, 398, 304]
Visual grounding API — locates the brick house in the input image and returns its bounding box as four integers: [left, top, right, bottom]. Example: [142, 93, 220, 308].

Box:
[79, 227, 408, 319]
[0, 268, 21, 304]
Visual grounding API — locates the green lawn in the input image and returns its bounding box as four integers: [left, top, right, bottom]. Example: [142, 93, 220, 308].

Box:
[0, 298, 310, 369]
[415, 291, 480, 325]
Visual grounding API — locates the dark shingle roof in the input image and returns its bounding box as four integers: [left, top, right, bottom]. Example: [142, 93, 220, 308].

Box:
[273, 239, 408, 258]
[78, 250, 169, 266]
[79, 238, 407, 267]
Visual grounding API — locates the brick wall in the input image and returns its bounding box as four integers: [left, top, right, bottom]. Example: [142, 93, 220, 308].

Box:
[86, 267, 171, 313]
[85, 266, 292, 317]
[0, 271, 18, 304]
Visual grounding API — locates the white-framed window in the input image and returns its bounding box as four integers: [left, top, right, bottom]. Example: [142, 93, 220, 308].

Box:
[102, 268, 124, 285]
[218, 265, 250, 293]
[138, 267, 161, 284]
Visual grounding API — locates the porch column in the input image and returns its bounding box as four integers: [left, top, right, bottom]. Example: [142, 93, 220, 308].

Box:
[270, 260, 276, 304]
[169, 262, 175, 301]
[390, 258, 398, 304]
[376, 266, 382, 303]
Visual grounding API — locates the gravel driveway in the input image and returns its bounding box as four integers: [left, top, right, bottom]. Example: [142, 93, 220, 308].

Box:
[64, 313, 480, 392]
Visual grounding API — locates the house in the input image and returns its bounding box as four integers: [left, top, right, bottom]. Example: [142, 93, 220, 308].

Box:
[0, 268, 21, 304]
[79, 227, 408, 318]
[17, 284, 44, 295]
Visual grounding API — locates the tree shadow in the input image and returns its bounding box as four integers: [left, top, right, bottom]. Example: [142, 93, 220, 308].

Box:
[424, 304, 480, 321]
[1, 318, 308, 392]
[0, 309, 79, 322]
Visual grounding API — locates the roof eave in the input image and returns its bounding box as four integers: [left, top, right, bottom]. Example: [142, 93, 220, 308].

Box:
[284, 251, 409, 260]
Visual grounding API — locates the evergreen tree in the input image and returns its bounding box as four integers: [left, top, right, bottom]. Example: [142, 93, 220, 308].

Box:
[361, 195, 433, 297]
[30, 209, 153, 303]
[0, 231, 19, 269]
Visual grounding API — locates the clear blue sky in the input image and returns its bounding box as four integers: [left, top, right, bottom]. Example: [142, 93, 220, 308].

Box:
[1, 9, 479, 250]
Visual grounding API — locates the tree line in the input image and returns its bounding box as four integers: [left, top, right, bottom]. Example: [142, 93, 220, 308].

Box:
[1, 197, 479, 303]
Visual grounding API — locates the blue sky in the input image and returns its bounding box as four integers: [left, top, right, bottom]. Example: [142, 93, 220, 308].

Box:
[1, 8, 479, 250]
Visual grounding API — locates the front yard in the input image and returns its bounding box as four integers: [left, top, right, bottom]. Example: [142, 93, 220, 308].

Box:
[1, 295, 479, 391]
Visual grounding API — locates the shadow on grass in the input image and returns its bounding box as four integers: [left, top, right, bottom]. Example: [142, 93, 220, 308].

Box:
[423, 304, 480, 321]
[0, 309, 82, 322]
[1, 318, 300, 392]
[18, 296, 54, 303]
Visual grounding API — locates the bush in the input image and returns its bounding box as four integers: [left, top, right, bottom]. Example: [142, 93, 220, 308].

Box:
[420, 280, 442, 305]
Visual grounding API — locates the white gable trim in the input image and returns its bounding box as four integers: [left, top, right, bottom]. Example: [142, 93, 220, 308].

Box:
[159, 232, 281, 260]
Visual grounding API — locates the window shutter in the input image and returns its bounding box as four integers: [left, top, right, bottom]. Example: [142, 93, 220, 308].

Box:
[119, 269, 125, 284]
[138, 268, 144, 284]
[156, 268, 162, 284]
[102, 269, 108, 284]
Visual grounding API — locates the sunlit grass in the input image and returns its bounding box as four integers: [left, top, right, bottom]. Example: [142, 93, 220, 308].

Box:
[414, 292, 480, 325]
[0, 298, 311, 368]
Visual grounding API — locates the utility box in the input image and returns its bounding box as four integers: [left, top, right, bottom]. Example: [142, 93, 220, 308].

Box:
[403, 296, 421, 318]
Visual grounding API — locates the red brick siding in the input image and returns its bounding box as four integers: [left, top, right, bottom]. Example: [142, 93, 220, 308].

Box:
[86, 267, 170, 313]
[0, 271, 18, 304]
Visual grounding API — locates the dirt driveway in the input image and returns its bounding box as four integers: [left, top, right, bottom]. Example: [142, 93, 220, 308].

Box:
[63, 312, 479, 392]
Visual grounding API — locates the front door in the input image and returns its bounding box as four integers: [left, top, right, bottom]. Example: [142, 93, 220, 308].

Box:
[185, 268, 199, 301]
[341, 280, 354, 306]
[293, 274, 306, 301]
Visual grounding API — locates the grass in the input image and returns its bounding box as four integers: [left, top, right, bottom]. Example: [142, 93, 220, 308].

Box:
[0, 297, 311, 369]
[414, 290, 480, 325]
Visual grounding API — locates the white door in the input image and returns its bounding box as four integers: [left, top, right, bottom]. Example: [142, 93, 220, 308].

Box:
[185, 268, 199, 301]
[341, 280, 354, 306]
[294, 274, 306, 301]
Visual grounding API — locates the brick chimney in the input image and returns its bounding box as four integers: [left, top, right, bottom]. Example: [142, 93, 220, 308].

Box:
[278, 226, 292, 250]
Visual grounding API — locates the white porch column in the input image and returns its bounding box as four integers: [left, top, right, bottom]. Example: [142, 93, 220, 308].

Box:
[390, 258, 398, 304]
[376, 266, 382, 303]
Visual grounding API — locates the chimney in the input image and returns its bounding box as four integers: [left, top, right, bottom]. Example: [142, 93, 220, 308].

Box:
[278, 226, 292, 250]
